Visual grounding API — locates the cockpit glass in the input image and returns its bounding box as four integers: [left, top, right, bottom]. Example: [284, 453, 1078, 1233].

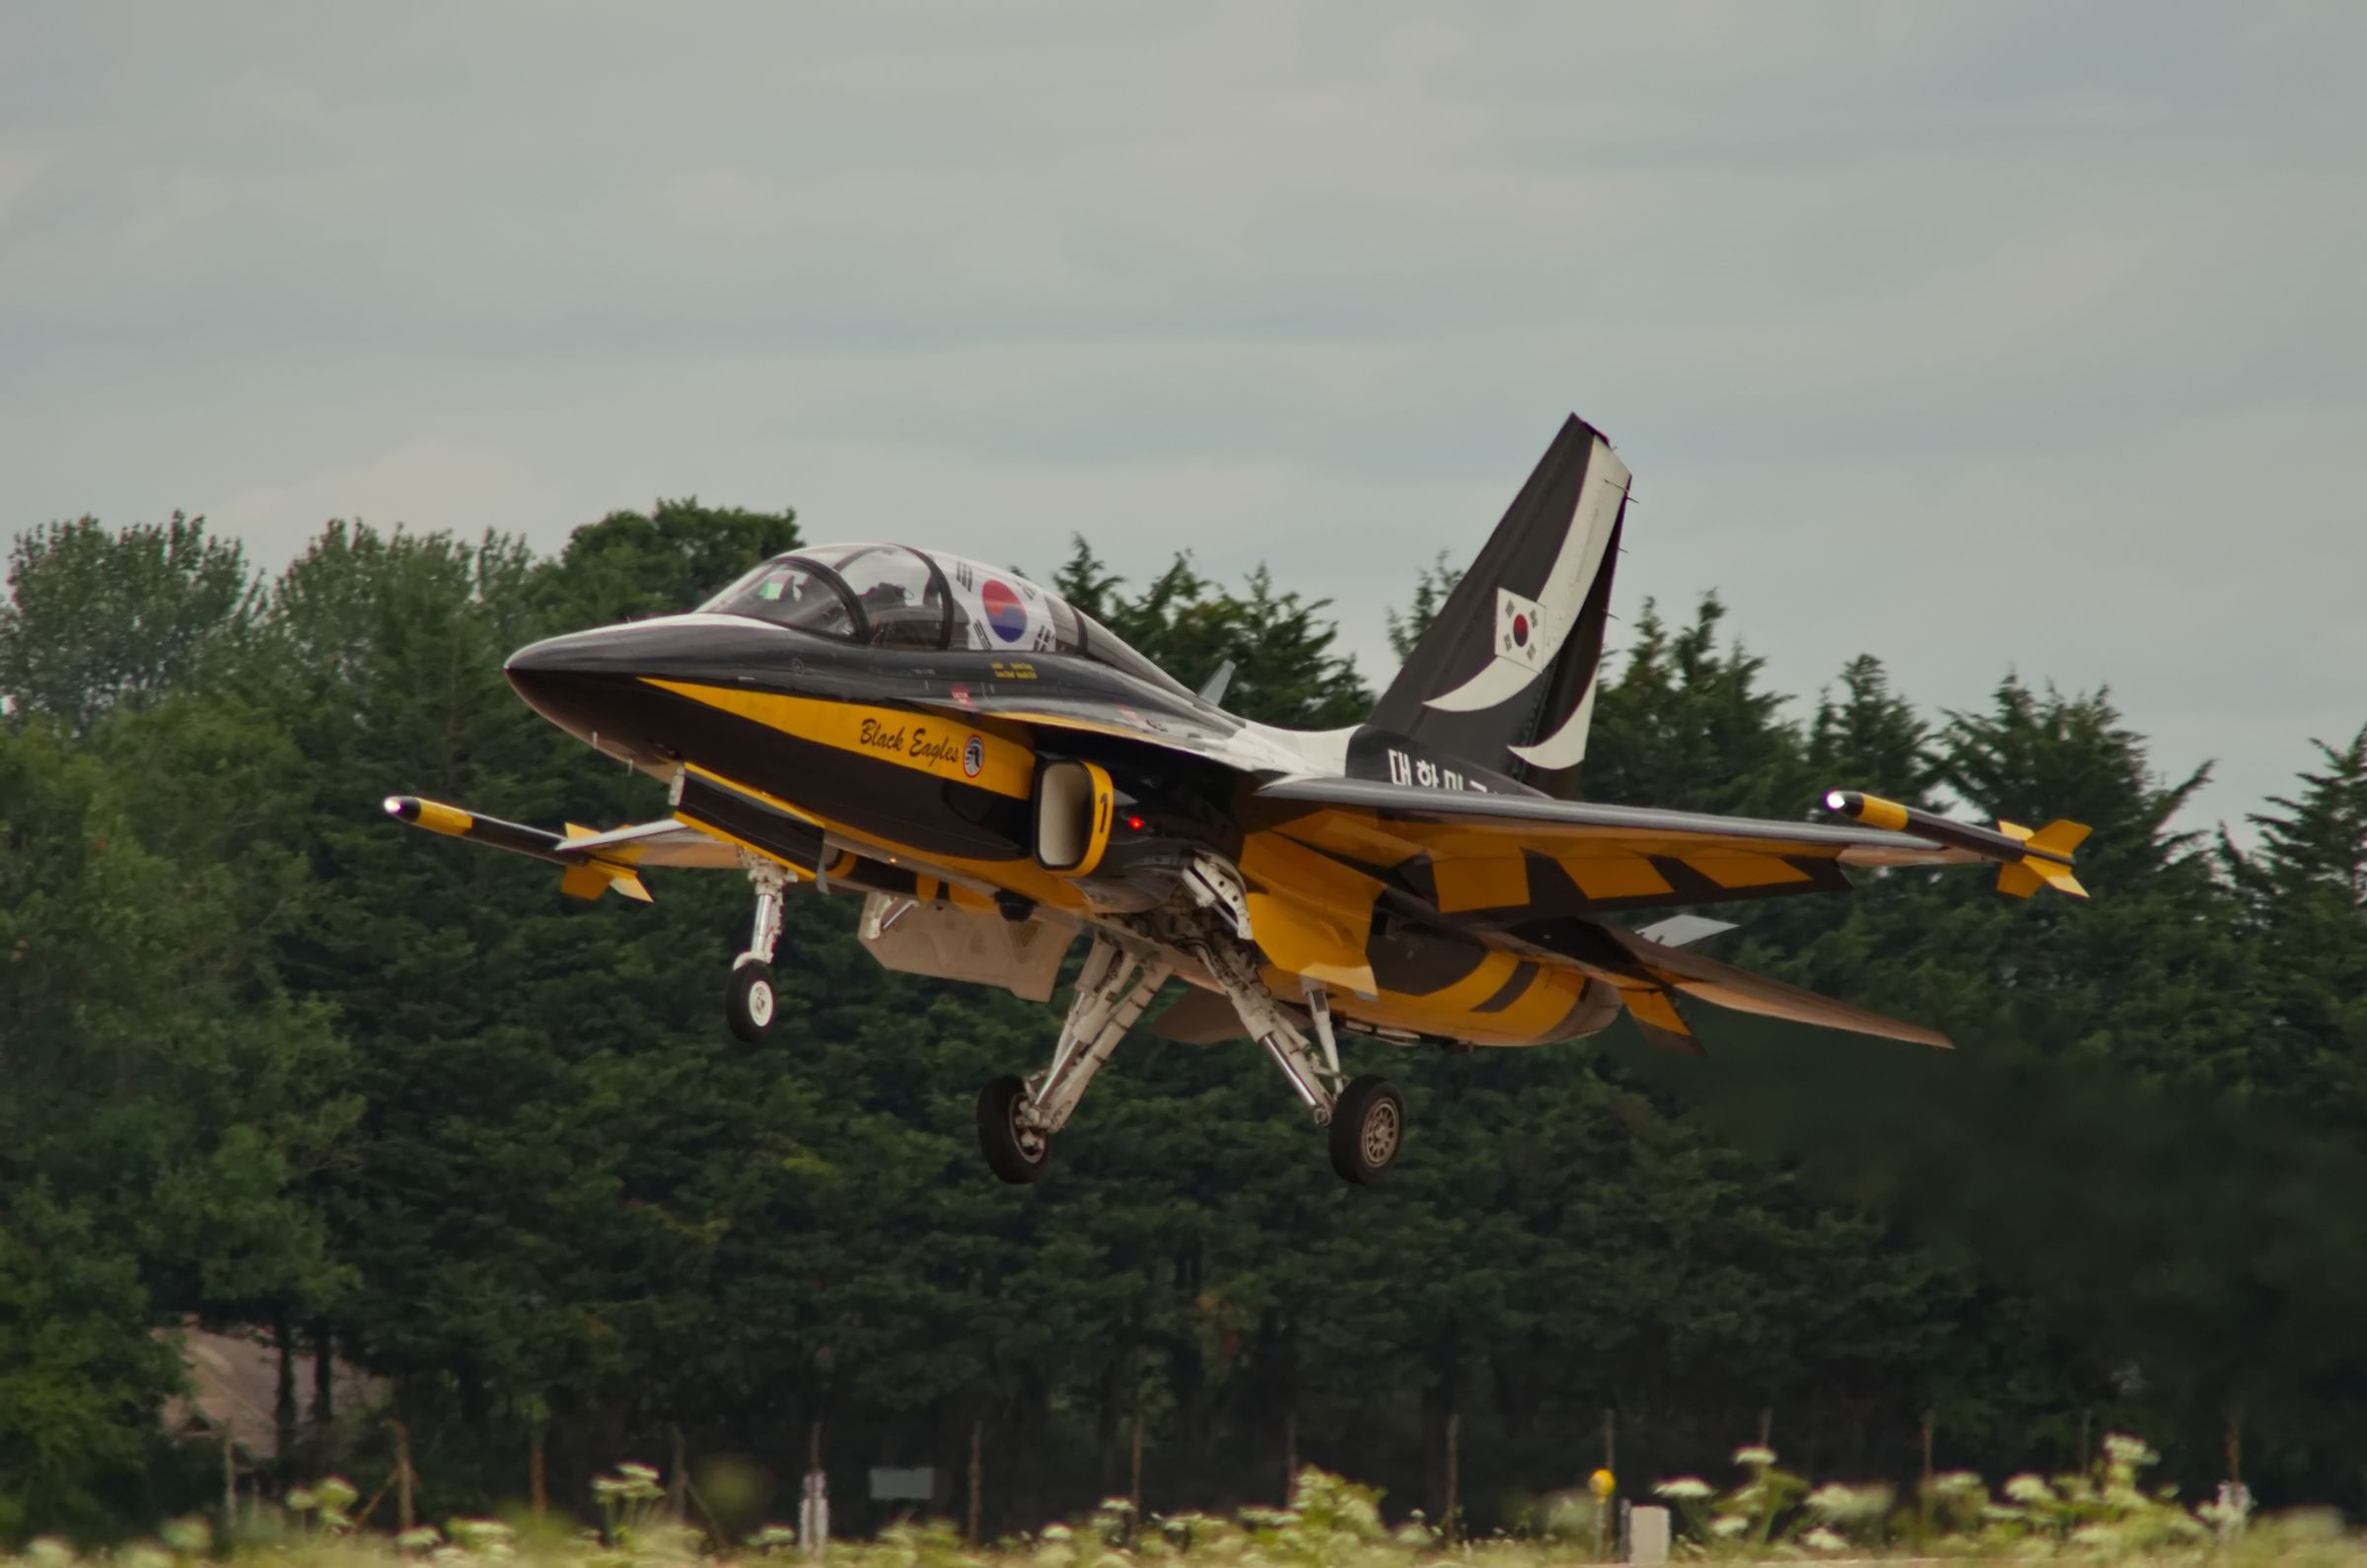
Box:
[703, 560, 857, 639]
[801, 544, 947, 650]
[700, 544, 1191, 697]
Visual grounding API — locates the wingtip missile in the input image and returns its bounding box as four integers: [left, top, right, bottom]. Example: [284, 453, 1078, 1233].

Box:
[384, 794, 655, 902]
[385, 794, 472, 837]
[1822, 789, 2090, 899]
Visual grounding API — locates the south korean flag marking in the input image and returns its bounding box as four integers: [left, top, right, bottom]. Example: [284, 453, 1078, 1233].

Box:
[1495, 589, 1550, 673]
[1422, 439, 1629, 715]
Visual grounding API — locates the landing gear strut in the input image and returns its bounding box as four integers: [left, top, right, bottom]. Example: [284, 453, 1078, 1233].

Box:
[976, 937, 1171, 1184]
[1180, 927, 1406, 1185]
[726, 857, 788, 1043]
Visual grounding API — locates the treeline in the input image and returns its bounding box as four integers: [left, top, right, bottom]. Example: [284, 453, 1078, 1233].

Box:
[2, 504, 2365, 1543]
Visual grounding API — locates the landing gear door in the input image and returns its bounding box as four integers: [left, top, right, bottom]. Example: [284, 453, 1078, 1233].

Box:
[858, 891, 1073, 1003]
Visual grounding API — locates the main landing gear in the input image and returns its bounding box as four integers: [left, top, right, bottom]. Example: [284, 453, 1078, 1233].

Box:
[977, 938, 1172, 1184]
[1184, 935, 1403, 1185]
[975, 896, 1406, 1187]
[726, 857, 788, 1043]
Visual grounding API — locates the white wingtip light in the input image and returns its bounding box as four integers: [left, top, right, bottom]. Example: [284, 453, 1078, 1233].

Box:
[383, 796, 404, 817]
[1824, 789, 1847, 812]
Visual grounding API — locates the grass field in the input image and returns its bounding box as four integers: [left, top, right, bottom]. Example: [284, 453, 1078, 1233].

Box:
[16, 1446, 2362, 1568]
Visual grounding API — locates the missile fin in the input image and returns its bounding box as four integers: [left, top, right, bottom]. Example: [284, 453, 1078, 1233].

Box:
[559, 863, 610, 900]
[1998, 856, 2088, 899]
[2034, 861, 2088, 898]
[559, 860, 654, 902]
[2028, 819, 2092, 858]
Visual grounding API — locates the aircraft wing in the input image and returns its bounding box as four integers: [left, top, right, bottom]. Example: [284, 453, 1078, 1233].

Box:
[1252, 775, 2077, 916]
[549, 817, 741, 869]
[383, 796, 740, 900]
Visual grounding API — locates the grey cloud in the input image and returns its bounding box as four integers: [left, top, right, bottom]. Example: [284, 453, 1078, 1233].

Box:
[4, 1, 2364, 837]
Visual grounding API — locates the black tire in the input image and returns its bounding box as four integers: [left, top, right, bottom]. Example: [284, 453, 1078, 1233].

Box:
[976, 1074, 1052, 1185]
[1328, 1075, 1404, 1184]
[726, 960, 778, 1043]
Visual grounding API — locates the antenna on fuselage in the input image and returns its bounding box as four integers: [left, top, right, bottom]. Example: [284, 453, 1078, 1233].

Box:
[1197, 660, 1236, 708]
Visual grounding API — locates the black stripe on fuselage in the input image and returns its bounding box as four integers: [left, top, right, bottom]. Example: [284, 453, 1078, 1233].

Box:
[676, 771, 925, 898]
[506, 615, 1227, 864]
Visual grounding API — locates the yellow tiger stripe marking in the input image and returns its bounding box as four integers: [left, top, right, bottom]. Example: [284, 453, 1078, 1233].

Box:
[410, 801, 473, 838]
[1268, 810, 1426, 869]
[645, 679, 1034, 800]
[1556, 854, 1674, 900]
[1303, 958, 1592, 1047]
[1429, 847, 1532, 913]
[1685, 852, 1812, 891]
[1855, 794, 1911, 830]
[1241, 828, 1380, 993]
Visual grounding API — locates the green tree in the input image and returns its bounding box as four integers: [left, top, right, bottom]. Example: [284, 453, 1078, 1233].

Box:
[0, 1192, 184, 1542]
[0, 514, 255, 735]
[1050, 540, 1369, 726]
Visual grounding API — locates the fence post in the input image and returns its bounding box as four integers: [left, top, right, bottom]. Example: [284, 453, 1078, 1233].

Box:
[1129, 1403, 1145, 1545]
[800, 1423, 827, 1558]
[1282, 1408, 1297, 1503]
[1920, 1409, 1936, 1532]
[1444, 1411, 1461, 1544]
[394, 1420, 415, 1534]
[968, 1417, 983, 1544]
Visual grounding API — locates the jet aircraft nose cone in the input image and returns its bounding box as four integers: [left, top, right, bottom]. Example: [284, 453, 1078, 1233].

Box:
[501, 613, 790, 756]
[502, 623, 678, 739]
[504, 628, 604, 714]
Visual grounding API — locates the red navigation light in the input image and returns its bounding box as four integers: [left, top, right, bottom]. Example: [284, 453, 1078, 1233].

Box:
[1125, 815, 1146, 831]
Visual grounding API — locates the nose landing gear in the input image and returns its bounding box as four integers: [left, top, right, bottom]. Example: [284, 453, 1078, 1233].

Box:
[726, 858, 790, 1043]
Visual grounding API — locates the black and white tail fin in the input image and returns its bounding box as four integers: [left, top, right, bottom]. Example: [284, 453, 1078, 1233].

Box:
[1368, 415, 1630, 798]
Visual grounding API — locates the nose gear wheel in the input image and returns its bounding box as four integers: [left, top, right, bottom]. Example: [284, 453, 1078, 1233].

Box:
[724, 855, 792, 1042]
[726, 960, 778, 1042]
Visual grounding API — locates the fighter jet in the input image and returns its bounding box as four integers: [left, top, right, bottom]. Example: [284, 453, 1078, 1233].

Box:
[386, 416, 2088, 1186]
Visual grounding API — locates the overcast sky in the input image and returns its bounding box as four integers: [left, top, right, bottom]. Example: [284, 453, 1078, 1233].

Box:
[5, 4, 2362, 833]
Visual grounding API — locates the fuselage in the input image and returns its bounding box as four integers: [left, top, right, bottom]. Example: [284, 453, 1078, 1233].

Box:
[504, 550, 1619, 1050]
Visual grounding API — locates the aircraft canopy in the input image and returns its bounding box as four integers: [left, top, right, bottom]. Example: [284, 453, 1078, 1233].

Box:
[702, 543, 1187, 694]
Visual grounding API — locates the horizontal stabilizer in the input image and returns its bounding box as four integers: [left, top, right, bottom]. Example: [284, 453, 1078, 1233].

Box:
[1539, 919, 1953, 1049]
[1619, 984, 1703, 1056]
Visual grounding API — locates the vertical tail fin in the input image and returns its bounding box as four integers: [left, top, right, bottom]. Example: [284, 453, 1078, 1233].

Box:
[1369, 415, 1630, 798]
